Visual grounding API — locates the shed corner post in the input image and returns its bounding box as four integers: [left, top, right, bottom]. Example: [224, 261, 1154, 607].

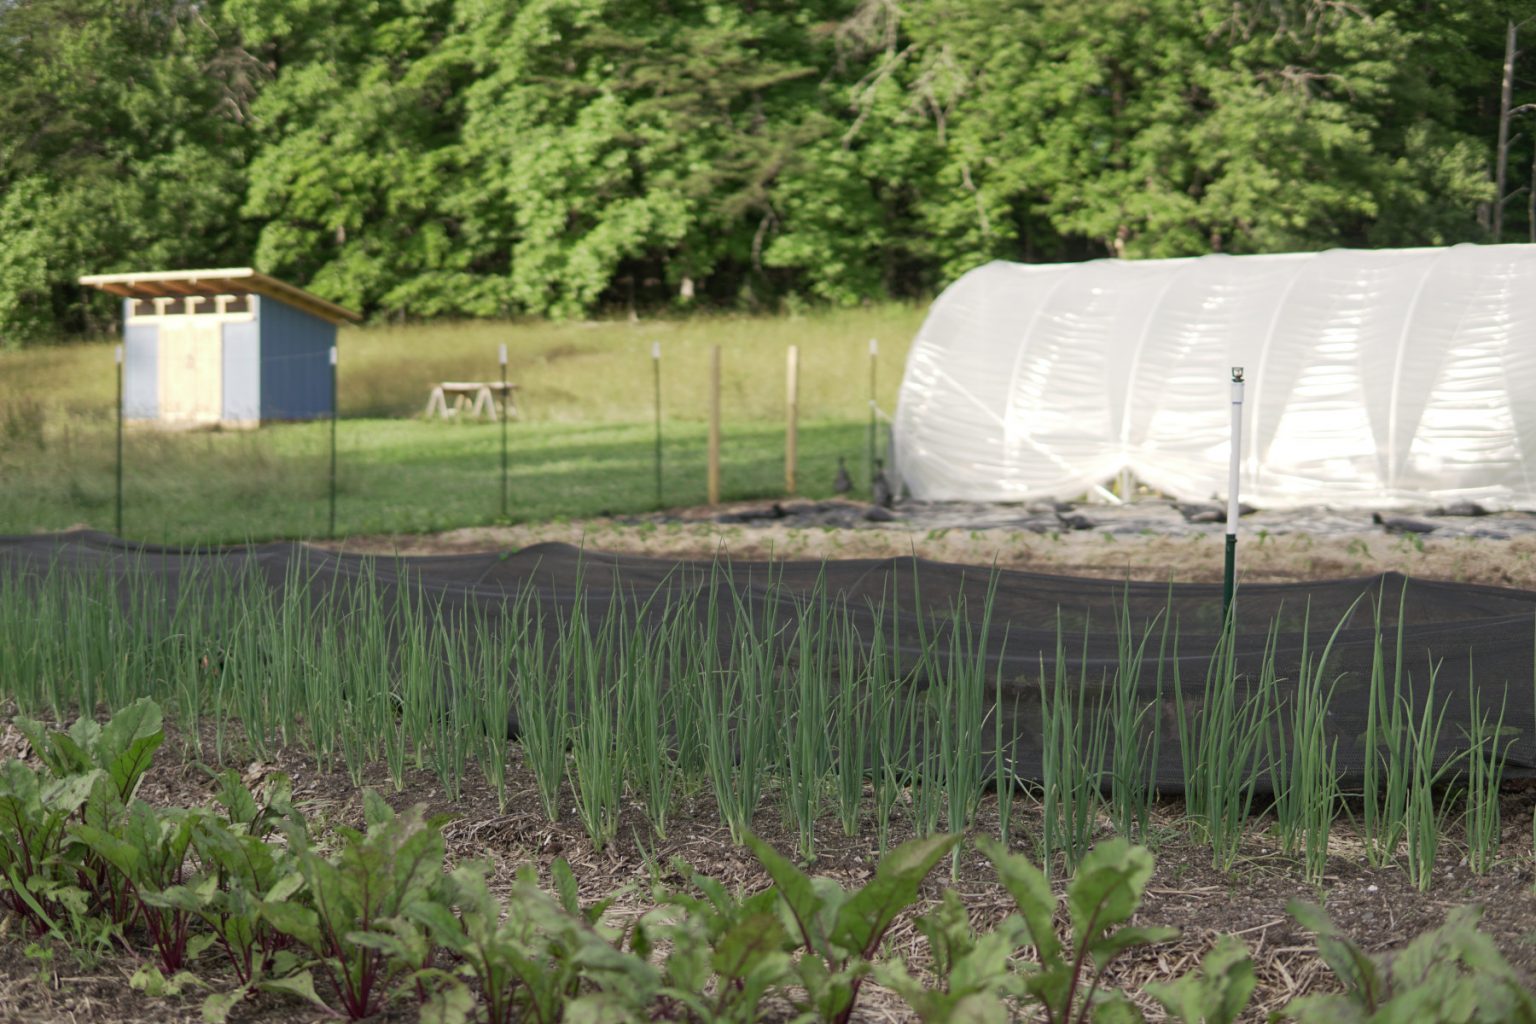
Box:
[329, 345, 338, 538]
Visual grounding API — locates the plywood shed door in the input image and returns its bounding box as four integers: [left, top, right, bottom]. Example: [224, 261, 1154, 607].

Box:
[157, 322, 223, 423]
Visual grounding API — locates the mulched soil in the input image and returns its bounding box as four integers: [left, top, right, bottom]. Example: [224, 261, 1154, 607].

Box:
[331, 498, 1536, 590]
[4, 711, 1536, 1024]
[11, 505, 1536, 1021]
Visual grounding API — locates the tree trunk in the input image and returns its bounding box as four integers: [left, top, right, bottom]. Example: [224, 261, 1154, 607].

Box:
[1494, 20, 1517, 241]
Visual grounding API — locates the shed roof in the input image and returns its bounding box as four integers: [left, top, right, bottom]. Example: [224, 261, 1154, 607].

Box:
[78, 268, 360, 325]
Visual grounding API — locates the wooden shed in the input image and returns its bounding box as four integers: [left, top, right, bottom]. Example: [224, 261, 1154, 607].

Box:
[79, 268, 360, 427]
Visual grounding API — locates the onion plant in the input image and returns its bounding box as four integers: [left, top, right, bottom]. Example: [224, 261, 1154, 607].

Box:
[9, 537, 1536, 891]
[699, 570, 781, 845]
[1461, 673, 1509, 876]
[1175, 605, 1276, 871]
[783, 582, 834, 859]
[1038, 618, 1109, 877]
[1360, 583, 1411, 867]
[567, 605, 625, 851]
[1107, 588, 1167, 843]
[619, 599, 678, 838]
[992, 689, 1018, 849]
[1404, 659, 1454, 891]
[830, 600, 869, 839]
[1265, 599, 1352, 885]
[512, 606, 567, 822]
[866, 598, 913, 855]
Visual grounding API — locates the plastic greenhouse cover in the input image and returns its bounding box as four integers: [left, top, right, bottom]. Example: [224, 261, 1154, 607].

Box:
[892, 244, 1536, 510]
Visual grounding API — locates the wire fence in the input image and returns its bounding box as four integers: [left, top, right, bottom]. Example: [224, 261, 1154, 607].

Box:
[3, 342, 898, 546]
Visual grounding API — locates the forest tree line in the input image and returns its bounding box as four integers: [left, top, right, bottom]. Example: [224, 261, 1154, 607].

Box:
[2, 0, 1535, 343]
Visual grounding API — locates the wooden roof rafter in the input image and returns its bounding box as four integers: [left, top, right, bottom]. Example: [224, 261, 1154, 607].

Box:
[78, 267, 360, 324]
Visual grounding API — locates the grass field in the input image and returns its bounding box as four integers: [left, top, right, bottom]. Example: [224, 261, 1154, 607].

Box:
[0, 306, 923, 543]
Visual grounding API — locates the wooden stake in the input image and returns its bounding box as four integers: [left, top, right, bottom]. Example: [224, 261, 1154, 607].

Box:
[786, 345, 799, 495]
[499, 343, 509, 519]
[708, 344, 721, 506]
[867, 338, 878, 494]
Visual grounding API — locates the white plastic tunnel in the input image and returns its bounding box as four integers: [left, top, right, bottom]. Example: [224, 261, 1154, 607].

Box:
[892, 244, 1536, 509]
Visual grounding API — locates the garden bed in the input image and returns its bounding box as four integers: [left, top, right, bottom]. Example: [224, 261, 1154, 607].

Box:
[4, 525, 1536, 1022]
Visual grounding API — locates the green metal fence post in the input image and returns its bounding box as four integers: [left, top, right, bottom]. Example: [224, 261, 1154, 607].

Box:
[652, 341, 663, 508]
[115, 344, 123, 536]
[1222, 366, 1245, 624]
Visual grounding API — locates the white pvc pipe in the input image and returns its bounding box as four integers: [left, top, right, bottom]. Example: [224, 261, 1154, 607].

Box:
[1227, 367, 1245, 536]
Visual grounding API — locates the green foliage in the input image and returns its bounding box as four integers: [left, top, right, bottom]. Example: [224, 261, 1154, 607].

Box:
[15, 697, 163, 805]
[977, 836, 1179, 1024]
[1, 698, 166, 934]
[163, 772, 308, 1019]
[1281, 901, 1536, 1024]
[71, 800, 205, 972]
[0, 758, 98, 933]
[875, 889, 1025, 1022]
[746, 830, 962, 1023]
[5, 700, 1536, 1024]
[1145, 936, 1256, 1024]
[0, 0, 258, 343]
[414, 859, 659, 1024]
[262, 792, 448, 1020]
[637, 860, 795, 1023]
[2, 0, 1529, 341]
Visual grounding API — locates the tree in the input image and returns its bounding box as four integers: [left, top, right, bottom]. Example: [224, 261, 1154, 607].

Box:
[0, 0, 260, 344]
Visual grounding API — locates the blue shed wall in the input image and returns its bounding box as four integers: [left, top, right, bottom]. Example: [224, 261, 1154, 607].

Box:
[122, 316, 158, 419]
[258, 297, 335, 420]
[221, 319, 261, 422]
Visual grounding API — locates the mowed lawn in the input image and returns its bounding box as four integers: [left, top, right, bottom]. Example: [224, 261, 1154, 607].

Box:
[0, 306, 923, 544]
